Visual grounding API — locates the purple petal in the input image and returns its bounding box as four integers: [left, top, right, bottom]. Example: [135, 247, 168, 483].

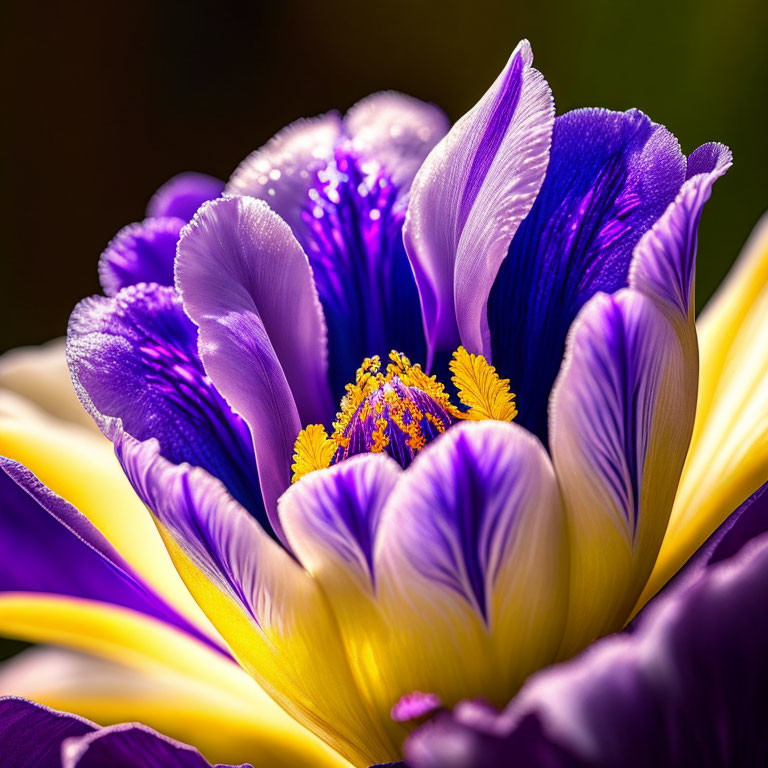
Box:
[344, 91, 450, 197]
[549, 289, 692, 653]
[629, 142, 732, 318]
[225, 113, 342, 234]
[146, 172, 225, 222]
[0, 697, 95, 768]
[0, 458, 216, 648]
[488, 108, 686, 441]
[228, 98, 447, 392]
[372, 421, 567, 704]
[67, 283, 265, 526]
[280, 454, 401, 590]
[403, 40, 554, 366]
[113, 432, 392, 765]
[405, 532, 768, 767]
[176, 196, 333, 534]
[62, 723, 250, 768]
[98, 217, 185, 296]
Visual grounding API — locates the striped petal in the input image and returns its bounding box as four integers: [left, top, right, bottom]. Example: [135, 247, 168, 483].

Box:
[550, 289, 691, 654]
[114, 431, 395, 767]
[67, 283, 265, 524]
[176, 196, 334, 535]
[98, 218, 185, 296]
[488, 108, 687, 441]
[640, 211, 768, 607]
[404, 40, 554, 367]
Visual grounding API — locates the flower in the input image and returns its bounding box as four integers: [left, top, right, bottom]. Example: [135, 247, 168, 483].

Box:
[1, 38, 767, 768]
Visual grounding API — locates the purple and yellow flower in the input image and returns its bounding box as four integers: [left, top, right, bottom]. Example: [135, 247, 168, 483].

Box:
[1, 39, 767, 767]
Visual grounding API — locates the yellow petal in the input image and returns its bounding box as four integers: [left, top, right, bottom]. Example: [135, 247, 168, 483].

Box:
[640, 213, 768, 607]
[0, 646, 351, 768]
[0, 339, 95, 430]
[449, 346, 517, 421]
[0, 393, 213, 637]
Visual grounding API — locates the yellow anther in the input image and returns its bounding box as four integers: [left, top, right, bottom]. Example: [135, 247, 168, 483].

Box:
[291, 424, 336, 483]
[449, 346, 518, 422]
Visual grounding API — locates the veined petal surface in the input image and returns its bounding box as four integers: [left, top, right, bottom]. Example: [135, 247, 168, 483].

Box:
[404, 40, 554, 365]
[98, 218, 185, 296]
[281, 421, 567, 749]
[176, 196, 334, 534]
[67, 283, 264, 523]
[550, 289, 690, 654]
[227, 96, 447, 393]
[489, 108, 686, 441]
[641, 212, 768, 606]
[115, 432, 394, 767]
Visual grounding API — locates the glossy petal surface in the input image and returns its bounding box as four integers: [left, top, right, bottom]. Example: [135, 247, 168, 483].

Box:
[404, 40, 554, 366]
[489, 108, 685, 440]
[146, 172, 225, 222]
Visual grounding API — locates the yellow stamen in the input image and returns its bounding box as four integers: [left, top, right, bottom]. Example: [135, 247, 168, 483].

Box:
[291, 424, 336, 483]
[449, 346, 518, 422]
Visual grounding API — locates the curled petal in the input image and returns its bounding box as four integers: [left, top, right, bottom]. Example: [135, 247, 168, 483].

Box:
[67, 283, 264, 524]
[146, 172, 225, 222]
[98, 218, 185, 296]
[630, 142, 732, 320]
[550, 289, 691, 654]
[176, 196, 334, 534]
[404, 40, 554, 364]
[115, 433, 396, 767]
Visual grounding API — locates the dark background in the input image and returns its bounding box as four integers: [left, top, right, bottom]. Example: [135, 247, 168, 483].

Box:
[2, 0, 768, 355]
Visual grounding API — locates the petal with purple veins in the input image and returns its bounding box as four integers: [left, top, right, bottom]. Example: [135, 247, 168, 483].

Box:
[98, 217, 185, 296]
[489, 108, 686, 441]
[67, 283, 265, 526]
[114, 432, 396, 767]
[404, 39, 554, 366]
[549, 289, 691, 655]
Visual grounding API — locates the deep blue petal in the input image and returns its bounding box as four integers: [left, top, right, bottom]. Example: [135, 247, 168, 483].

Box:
[297, 149, 426, 398]
[67, 283, 268, 530]
[488, 109, 685, 441]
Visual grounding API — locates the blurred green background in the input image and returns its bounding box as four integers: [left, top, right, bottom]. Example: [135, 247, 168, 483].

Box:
[0, 0, 766, 662]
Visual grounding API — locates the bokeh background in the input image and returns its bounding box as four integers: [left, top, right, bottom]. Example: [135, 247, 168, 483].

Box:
[2, 0, 768, 354]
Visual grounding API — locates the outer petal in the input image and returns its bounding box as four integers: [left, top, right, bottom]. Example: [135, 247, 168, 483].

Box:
[0, 390, 210, 633]
[98, 217, 186, 296]
[629, 143, 732, 322]
[146, 172, 225, 222]
[0, 697, 95, 768]
[67, 283, 264, 523]
[115, 432, 395, 766]
[404, 40, 554, 366]
[0, 339, 95, 430]
[0, 457, 208, 646]
[489, 109, 686, 441]
[641, 212, 768, 606]
[0, 648, 347, 768]
[176, 196, 333, 534]
[550, 289, 690, 654]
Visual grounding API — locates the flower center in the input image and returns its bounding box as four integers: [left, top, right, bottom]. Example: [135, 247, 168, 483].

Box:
[292, 348, 518, 482]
